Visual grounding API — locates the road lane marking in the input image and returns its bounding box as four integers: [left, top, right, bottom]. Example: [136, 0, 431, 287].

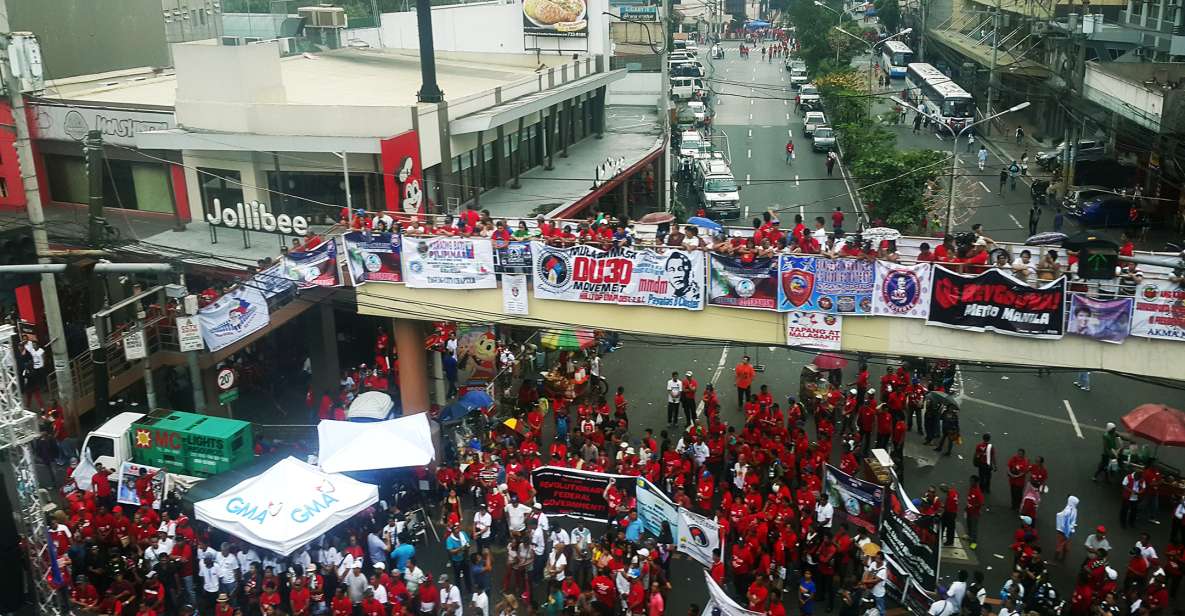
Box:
[978, 181, 991, 193]
[751, 99, 754, 105]
[744, 205, 750, 219]
[696, 347, 730, 417]
[747, 149, 752, 158]
[746, 174, 751, 185]
[1008, 213, 1022, 228]
[784, 100, 788, 105]
[749, 113, 753, 120]
[795, 175, 800, 187]
[786, 113, 790, 120]
[748, 129, 752, 138]
[1064, 400, 1084, 439]
[799, 205, 804, 218]
[962, 395, 1104, 433]
[788, 129, 792, 137]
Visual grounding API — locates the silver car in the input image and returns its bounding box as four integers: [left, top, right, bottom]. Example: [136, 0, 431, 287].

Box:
[803, 111, 826, 137]
[812, 126, 836, 151]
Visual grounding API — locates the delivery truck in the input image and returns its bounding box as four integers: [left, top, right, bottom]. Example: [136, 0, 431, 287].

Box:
[80, 410, 254, 479]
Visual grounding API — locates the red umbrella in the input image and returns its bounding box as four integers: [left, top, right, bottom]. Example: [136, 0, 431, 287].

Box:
[1121, 404, 1185, 447]
[812, 353, 848, 370]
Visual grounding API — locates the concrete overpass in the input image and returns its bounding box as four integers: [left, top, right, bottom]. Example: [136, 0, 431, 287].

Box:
[356, 283, 1183, 382]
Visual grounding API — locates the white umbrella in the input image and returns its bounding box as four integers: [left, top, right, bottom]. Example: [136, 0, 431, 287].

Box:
[861, 227, 902, 242]
[347, 390, 394, 421]
[317, 415, 435, 474]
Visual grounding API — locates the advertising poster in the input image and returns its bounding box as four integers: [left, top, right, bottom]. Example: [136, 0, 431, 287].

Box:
[1131, 282, 1185, 341]
[677, 509, 720, 568]
[635, 477, 679, 537]
[926, 267, 1066, 338]
[115, 462, 166, 509]
[495, 241, 534, 275]
[522, 0, 588, 37]
[381, 130, 425, 216]
[502, 274, 529, 315]
[530, 466, 634, 522]
[708, 254, 778, 310]
[777, 255, 874, 314]
[823, 464, 885, 534]
[402, 237, 497, 289]
[881, 483, 940, 591]
[1067, 295, 1133, 344]
[123, 329, 147, 361]
[785, 310, 843, 350]
[281, 239, 340, 288]
[532, 242, 706, 311]
[872, 262, 933, 319]
[344, 231, 403, 284]
[456, 325, 499, 385]
[197, 285, 271, 353]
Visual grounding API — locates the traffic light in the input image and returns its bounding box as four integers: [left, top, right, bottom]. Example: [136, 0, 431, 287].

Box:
[0, 226, 39, 292]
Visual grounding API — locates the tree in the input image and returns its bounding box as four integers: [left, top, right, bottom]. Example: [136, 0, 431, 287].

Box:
[851, 149, 946, 231]
[874, 0, 901, 33]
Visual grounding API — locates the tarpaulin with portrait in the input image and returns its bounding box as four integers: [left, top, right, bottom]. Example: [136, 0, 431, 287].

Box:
[344, 231, 403, 284]
[530, 466, 635, 522]
[1067, 294, 1133, 344]
[708, 254, 778, 310]
[532, 242, 706, 310]
[823, 464, 884, 534]
[926, 267, 1066, 338]
[776, 255, 875, 314]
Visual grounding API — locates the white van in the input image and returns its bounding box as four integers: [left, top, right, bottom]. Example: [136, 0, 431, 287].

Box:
[671, 77, 704, 101]
[694, 160, 741, 220]
[678, 130, 705, 158]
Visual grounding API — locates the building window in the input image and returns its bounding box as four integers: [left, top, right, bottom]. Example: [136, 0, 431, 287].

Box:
[45, 154, 173, 213]
[1130, 0, 1143, 17]
[197, 167, 244, 215]
[266, 170, 369, 219]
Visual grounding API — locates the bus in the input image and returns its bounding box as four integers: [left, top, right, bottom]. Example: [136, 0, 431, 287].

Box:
[905, 62, 974, 130]
[880, 40, 913, 79]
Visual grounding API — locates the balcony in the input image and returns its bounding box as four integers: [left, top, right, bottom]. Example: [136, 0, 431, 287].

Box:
[1083, 61, 1185, 132]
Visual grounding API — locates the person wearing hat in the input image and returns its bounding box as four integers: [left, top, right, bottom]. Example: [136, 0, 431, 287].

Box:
[214, 592, 234, 616]
[680, 370, 698, 426]
[439, 573, 463, 616]
[1093, 422, 1123, 483]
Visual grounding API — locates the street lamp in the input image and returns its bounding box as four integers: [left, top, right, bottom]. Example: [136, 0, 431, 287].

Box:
[892, 96, 1030, 234]
[834, 27, 911, 117]
[814, 1, 844, 62]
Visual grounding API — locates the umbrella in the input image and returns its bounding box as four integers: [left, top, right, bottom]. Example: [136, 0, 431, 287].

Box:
[458, 390, 494, 410]
[688, 216, 723, 233]
[638, 212, 676, 224]
[1025, 231, 1068, 246]
[812, 353, 848, 370]
[540, 328, 597, 351]
[1122, 404, 1185, 447]
[927, 390, 960, 409]
[861, 227, 901, 242]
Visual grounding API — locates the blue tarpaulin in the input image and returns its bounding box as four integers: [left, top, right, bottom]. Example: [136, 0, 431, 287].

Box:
[745, 19, 771, 29]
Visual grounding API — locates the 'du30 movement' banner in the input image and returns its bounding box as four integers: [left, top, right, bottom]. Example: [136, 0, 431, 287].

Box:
[533, 242, 706, 310]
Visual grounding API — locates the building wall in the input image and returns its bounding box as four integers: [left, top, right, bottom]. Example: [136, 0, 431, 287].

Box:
[8, 0, 170, 78]
[0, 103, 26, 209]
[607, 72, 663, 106]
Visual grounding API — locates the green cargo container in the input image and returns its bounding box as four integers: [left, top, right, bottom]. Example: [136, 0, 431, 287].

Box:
[130, 411, 254, 477]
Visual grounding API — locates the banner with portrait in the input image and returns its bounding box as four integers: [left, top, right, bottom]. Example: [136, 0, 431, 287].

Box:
[926, 267, 1066, 338]
[823, 464, 884, 534]
[1131, 282, 1185, 342]
[495, 241, 534, 275]
[115, 462, 166, 510]
[871, 262, 933, 319]
[402, 237, 497, 289]
[635, 476, 679, 538]
[532, 242, 706, 311]
[344, 231, 403, 284]
[253, 263, 297, 300]
[777, 255, 874, 314]
[1067, 295, 1133, 344]
[197, 285, 271, 353]
[530, 466, 634, 522]
[785, 310, 843, 350]
[708, 254, 778, 310]
[280, 239, 340, 288]
[677, 509, 720, 568]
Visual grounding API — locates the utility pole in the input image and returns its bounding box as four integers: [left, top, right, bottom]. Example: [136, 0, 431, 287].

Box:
[917, 0, 927, 61]
[85, 130, 105, 245]
[1062, 11, 1086, 192]
[984, 0, 1000, 136]
[0, 3, 77, 424]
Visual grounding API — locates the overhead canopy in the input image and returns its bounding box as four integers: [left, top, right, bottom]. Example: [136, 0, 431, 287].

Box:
[194, 457, 378, 555]
[317, 414, 435, 473]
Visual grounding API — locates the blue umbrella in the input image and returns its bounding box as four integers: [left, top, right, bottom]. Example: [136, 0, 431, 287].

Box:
[438, 401, 476, 423]
[688, 216, 723, 232]
[459, 390, 494, 410]
[745, 20, 771, 29]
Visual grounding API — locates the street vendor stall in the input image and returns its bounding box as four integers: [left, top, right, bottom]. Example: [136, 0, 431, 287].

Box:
[539, 329, 606, 402]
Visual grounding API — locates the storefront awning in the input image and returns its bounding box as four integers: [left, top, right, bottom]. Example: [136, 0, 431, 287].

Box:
[928, 30, 1048, 78]
[450, 69, 628, 135]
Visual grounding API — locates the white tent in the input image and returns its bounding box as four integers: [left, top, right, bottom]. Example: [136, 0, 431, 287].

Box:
[317, 414, 435, 474]
[348, 390, 395, 421]
[194, 457, 378, 555]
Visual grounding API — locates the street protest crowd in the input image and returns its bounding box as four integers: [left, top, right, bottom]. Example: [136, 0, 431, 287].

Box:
[39, 331, 1185, 616]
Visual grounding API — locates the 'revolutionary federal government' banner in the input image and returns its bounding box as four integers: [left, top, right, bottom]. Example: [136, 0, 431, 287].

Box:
[344, 231, 403, 284]
[872, 262, 933, 319]
[532, 242, 706, 310]
[402, 237, 496, 289]
[708, 254, 778, 310]
[1131, 282, 1185, 342]
[926, 266, 1066, 338]
[530, 466, 635, 522]
[777, 255, 874, 314]
[197, 285, 270, 353]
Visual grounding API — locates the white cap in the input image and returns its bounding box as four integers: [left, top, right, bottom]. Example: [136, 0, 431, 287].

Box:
[1105, 567, 1118, 580]
[374, 562, 386, 570]
[1106, 422, 1116, 431]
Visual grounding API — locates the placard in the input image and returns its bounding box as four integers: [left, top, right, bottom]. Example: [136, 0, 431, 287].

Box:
[530, 466, 634, 522]
[533, 242, 706, 311]
[927, 267, 1066, 338]
[1067, 294, 1133, 344]
[823, 464, 885, 534]
[281, 239, 340, 288]
[123, 329, 147, 361]
[176, 316, 205, 352]
[635, 476, 678, 537]
[495, 241, 534, 275]
[708, 254, 778, 310]
[197, 285, 271, 353]
[502, 274, 529, 315]
[785, 310, 842, 350]
[677, 509, 720, 568]
[777, 255, 874, 314]
[86, 325, 100, 351]
[402, 237, 497, 289]
[1131, 282, 1185, 342]
[872, 262, 933, 318]
[344, 231, 403, 284]
[115, 462, 166, 509]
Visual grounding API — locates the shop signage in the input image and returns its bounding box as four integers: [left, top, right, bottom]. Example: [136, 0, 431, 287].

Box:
[206, 198, 309, 236]
[176, 316, 205, 352]
[619, 5, 658, 19]
[32, 103, 174, 147]
[380, 131, 424, 215]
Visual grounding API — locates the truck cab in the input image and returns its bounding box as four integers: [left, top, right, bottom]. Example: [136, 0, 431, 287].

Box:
[79, 412, 143, 473]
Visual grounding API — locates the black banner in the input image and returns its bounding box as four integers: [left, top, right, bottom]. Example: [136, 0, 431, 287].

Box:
[530, 466, 635, 522]
[879, 484, 940, 592]
[926, 267, 1066, 338]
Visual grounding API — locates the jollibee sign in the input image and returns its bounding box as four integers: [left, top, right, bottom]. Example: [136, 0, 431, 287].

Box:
[206, 198, 309, 236]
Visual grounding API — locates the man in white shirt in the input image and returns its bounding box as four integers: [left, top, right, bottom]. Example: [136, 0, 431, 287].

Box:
[546, 542, 568, 590]
[440, 574, 464, 616]
[473, 504, 493, 552]
[369, 573, 389, 604]
[550, 526, 571, 549]
[471, 588, 489, 616]
[531, 503, 550, 533]
[198, 554, 221, 603]
[665, 372, 683, 425]
[215, 543, 240, 596]
[237, 546, 261, 575]
[866, 553, 887, 616]
[404, 558, 426, 595]
[945, 570, 967, 609]
[1011, 250, 1037, 281]
[505, 495, 531, 536]
[927, 592, 956, 616]
[530, 520, 548, 583]
[815, 499, 834, 529]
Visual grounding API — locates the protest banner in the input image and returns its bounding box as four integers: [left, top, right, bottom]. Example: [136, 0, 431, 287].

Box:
[533, 242, 706, 310]
[344, 231, 403, 283]
[926, 267, 1066, 338]
[1067, 294, 1133, 344]
[709, 254, 778, 310]
[777, 255, 875, 314]
[402, 237, 497, 289]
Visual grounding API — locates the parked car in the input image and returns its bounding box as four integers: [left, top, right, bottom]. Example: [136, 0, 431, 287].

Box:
[1037, 138, 1106, 171]
[1070, 195, 1134, 227]
[686, 100, 708, 124]
[798, 84, 821, 114]
[789, 67, 809, 88]
[803, 111, 826, 137]
[812, 126, 836, 151]
[1062, 185, 1114, 213]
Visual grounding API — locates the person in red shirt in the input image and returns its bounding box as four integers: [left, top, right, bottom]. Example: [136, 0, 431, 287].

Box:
[69, 576, 100, 612]
[916, 242, 936, 262]
[730, 542, 754, 597]
[331, 587, 353, 616]
[933, 235, 955, 261]
[940, 484, 959, 546]
[965, 475, 984, 550]
[289, 575, 312, 616]
[875, 407, 892, 450]
[1007, 449, 1029, 511]
[746, 574, 770, 612]
[591, 568, 617, 607]
[360, 589, 385, 616]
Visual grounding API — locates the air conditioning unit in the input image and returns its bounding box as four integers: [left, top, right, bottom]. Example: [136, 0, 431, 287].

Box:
[221, 35, 244, 46]
[298, 6, 348, 28]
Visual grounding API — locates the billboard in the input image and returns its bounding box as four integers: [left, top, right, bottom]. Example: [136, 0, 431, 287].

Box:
[381, 131, 425, 216]
[523, 0, 588, 37]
